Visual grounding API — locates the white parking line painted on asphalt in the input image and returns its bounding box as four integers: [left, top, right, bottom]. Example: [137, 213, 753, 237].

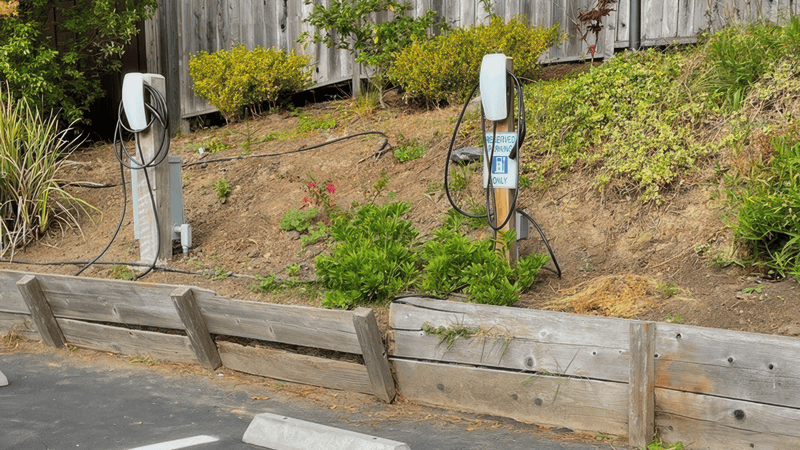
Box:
[127, 435, 220, 450]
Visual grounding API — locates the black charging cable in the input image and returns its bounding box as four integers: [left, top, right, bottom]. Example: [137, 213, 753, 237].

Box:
[76, 82, 170, 280]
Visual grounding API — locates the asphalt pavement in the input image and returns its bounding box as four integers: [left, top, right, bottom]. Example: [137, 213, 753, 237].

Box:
[0, 350, 617, 450]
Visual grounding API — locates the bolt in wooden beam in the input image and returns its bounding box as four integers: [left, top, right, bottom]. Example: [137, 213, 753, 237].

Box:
[17, 275, 65, 348]
[171, 287, 221, 370]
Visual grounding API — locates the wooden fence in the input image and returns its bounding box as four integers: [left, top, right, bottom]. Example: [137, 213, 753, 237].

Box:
[0, 270, 394, 402]
[389, 297, 800, 448]
[144, 0, 799, 133]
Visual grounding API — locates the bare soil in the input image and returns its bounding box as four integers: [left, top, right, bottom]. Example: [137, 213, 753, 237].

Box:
[5, 65, 800, 340]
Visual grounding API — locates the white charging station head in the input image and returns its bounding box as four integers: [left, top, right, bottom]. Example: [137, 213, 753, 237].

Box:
[479, 54, 508, 122]
[122, 72, 148, 132]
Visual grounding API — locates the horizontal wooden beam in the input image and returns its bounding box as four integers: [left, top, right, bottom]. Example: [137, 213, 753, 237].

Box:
[218, 341, 373, 395]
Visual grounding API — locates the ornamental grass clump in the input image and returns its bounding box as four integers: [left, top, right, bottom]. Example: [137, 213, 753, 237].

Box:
[0, 88, 92, 257]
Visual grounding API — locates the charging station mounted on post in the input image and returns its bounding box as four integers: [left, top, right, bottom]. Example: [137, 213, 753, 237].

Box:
[77, 72, 191, 279]
[445, 54, 561, 275]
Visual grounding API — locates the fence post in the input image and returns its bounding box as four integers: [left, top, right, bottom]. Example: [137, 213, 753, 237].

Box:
[629, 321, 655, 447]
[171, 287, 221, 370]
[353, 307, 396, 403]
[17, 275, 65, 348]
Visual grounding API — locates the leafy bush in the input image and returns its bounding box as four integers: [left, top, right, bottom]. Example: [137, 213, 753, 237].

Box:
[0, 89, 92, 256]
[280, 208, 319, 232]
[298, 0, 436, 98]
[189, 45, 312, 121]
[0, 0, 156, 125]
[728, 136, 800, 280]
[420, 225, 548, 305]
[249, 274, 278, 294]
[388, 17, 562, 105]
[524, 49, 717, 202]
[315, 202, 420, 309]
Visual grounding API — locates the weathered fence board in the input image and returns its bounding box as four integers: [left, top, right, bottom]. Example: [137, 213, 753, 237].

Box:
[0, 270, 362, 354]
[17, 275, 65, 348]
[392, 359, 629, 435]
[0, 311, 38, 341]
[656, 389, 800, 449]
[196, 295, 362, 354]
[391, 298, 632, 348]
[58, 318, 198, 364]
[390, 329, 629, 382]
[217, 341, 373, 395]
[655, 323, 800, 409]
[171, 287, 221, 369]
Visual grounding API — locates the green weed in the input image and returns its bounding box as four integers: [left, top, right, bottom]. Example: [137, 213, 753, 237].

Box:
[394, 144, 425, 162]
[657, 281, 679, 298]
[297, 114, 336, 133]
[249, 274, 278, 294]
[279, 208, 318, 233]
[108, 264, 135, 281]
[742, 285, 763, 294]
[213, 178, 231, 202]
[666, 313, 684, 324]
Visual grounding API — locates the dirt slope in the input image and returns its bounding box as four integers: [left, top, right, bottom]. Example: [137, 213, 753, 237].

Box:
[5, 92, 800, 338]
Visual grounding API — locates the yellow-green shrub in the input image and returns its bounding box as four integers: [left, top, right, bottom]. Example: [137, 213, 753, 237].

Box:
[388, 17, 562, 105]
[189, 45, 312, 121]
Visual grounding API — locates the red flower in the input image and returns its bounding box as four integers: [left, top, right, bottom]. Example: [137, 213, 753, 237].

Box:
[307, 182, 317, 189]
[326, 184, 336, 194]
[303, 197, 309, 202]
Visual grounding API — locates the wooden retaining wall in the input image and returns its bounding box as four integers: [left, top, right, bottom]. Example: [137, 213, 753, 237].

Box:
[389, 297, 800, 448]
[0, 270, 394, 402]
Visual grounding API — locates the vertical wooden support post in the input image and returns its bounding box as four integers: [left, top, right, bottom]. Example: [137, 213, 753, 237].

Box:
[492, 56, 517, 261]
[353, 307, 396, 403]
[351, 52, 362, 98]
[159, 0, 182, 135]
[17, 275, 65, 348]
[135, 73, 172, 266]
[171, 287, 221, 370]
[629, 321, 655, 447]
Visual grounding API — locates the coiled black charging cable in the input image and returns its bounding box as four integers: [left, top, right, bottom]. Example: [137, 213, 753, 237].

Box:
[444, 70, 561, 277]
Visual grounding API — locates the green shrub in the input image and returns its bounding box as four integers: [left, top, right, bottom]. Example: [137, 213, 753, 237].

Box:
[0, 89, 93, 256]
[728, 136, 800, 280]
[189, 45, 312, 121]
[388, 16, 562, 105]
[280, 208, 319, 232]
[315, 202, 419, 309]
[420, 225, 548, 305]
[524, 49, 717, 202]
[0, 0, 156, 125]
[298, 0, 436, 97]
[249, 274, 278, 294]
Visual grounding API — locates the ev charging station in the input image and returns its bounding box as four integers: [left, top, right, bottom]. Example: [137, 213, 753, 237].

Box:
[446, 54, 558, 273]
[479, 54, 519, 261]
[121, 73, 191, 268]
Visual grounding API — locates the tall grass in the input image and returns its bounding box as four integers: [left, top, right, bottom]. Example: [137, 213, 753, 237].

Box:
[0, 87, 91, 257]
[728, 136, 800, 280]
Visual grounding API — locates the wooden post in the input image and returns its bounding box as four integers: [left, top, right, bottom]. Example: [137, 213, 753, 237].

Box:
[491, 56, 517, 261]
[171, 287, 221, 370]
[16, 275, 65, 348]
[351, 52, 361, 98]
[135, 73, 172, 266]
[159, 0, 182, 136]
[629, 321, 655, 447]
[353, 307, 396, 403]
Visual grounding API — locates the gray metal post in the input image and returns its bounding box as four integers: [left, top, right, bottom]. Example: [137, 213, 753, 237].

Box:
[629, 0, 641, 50]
